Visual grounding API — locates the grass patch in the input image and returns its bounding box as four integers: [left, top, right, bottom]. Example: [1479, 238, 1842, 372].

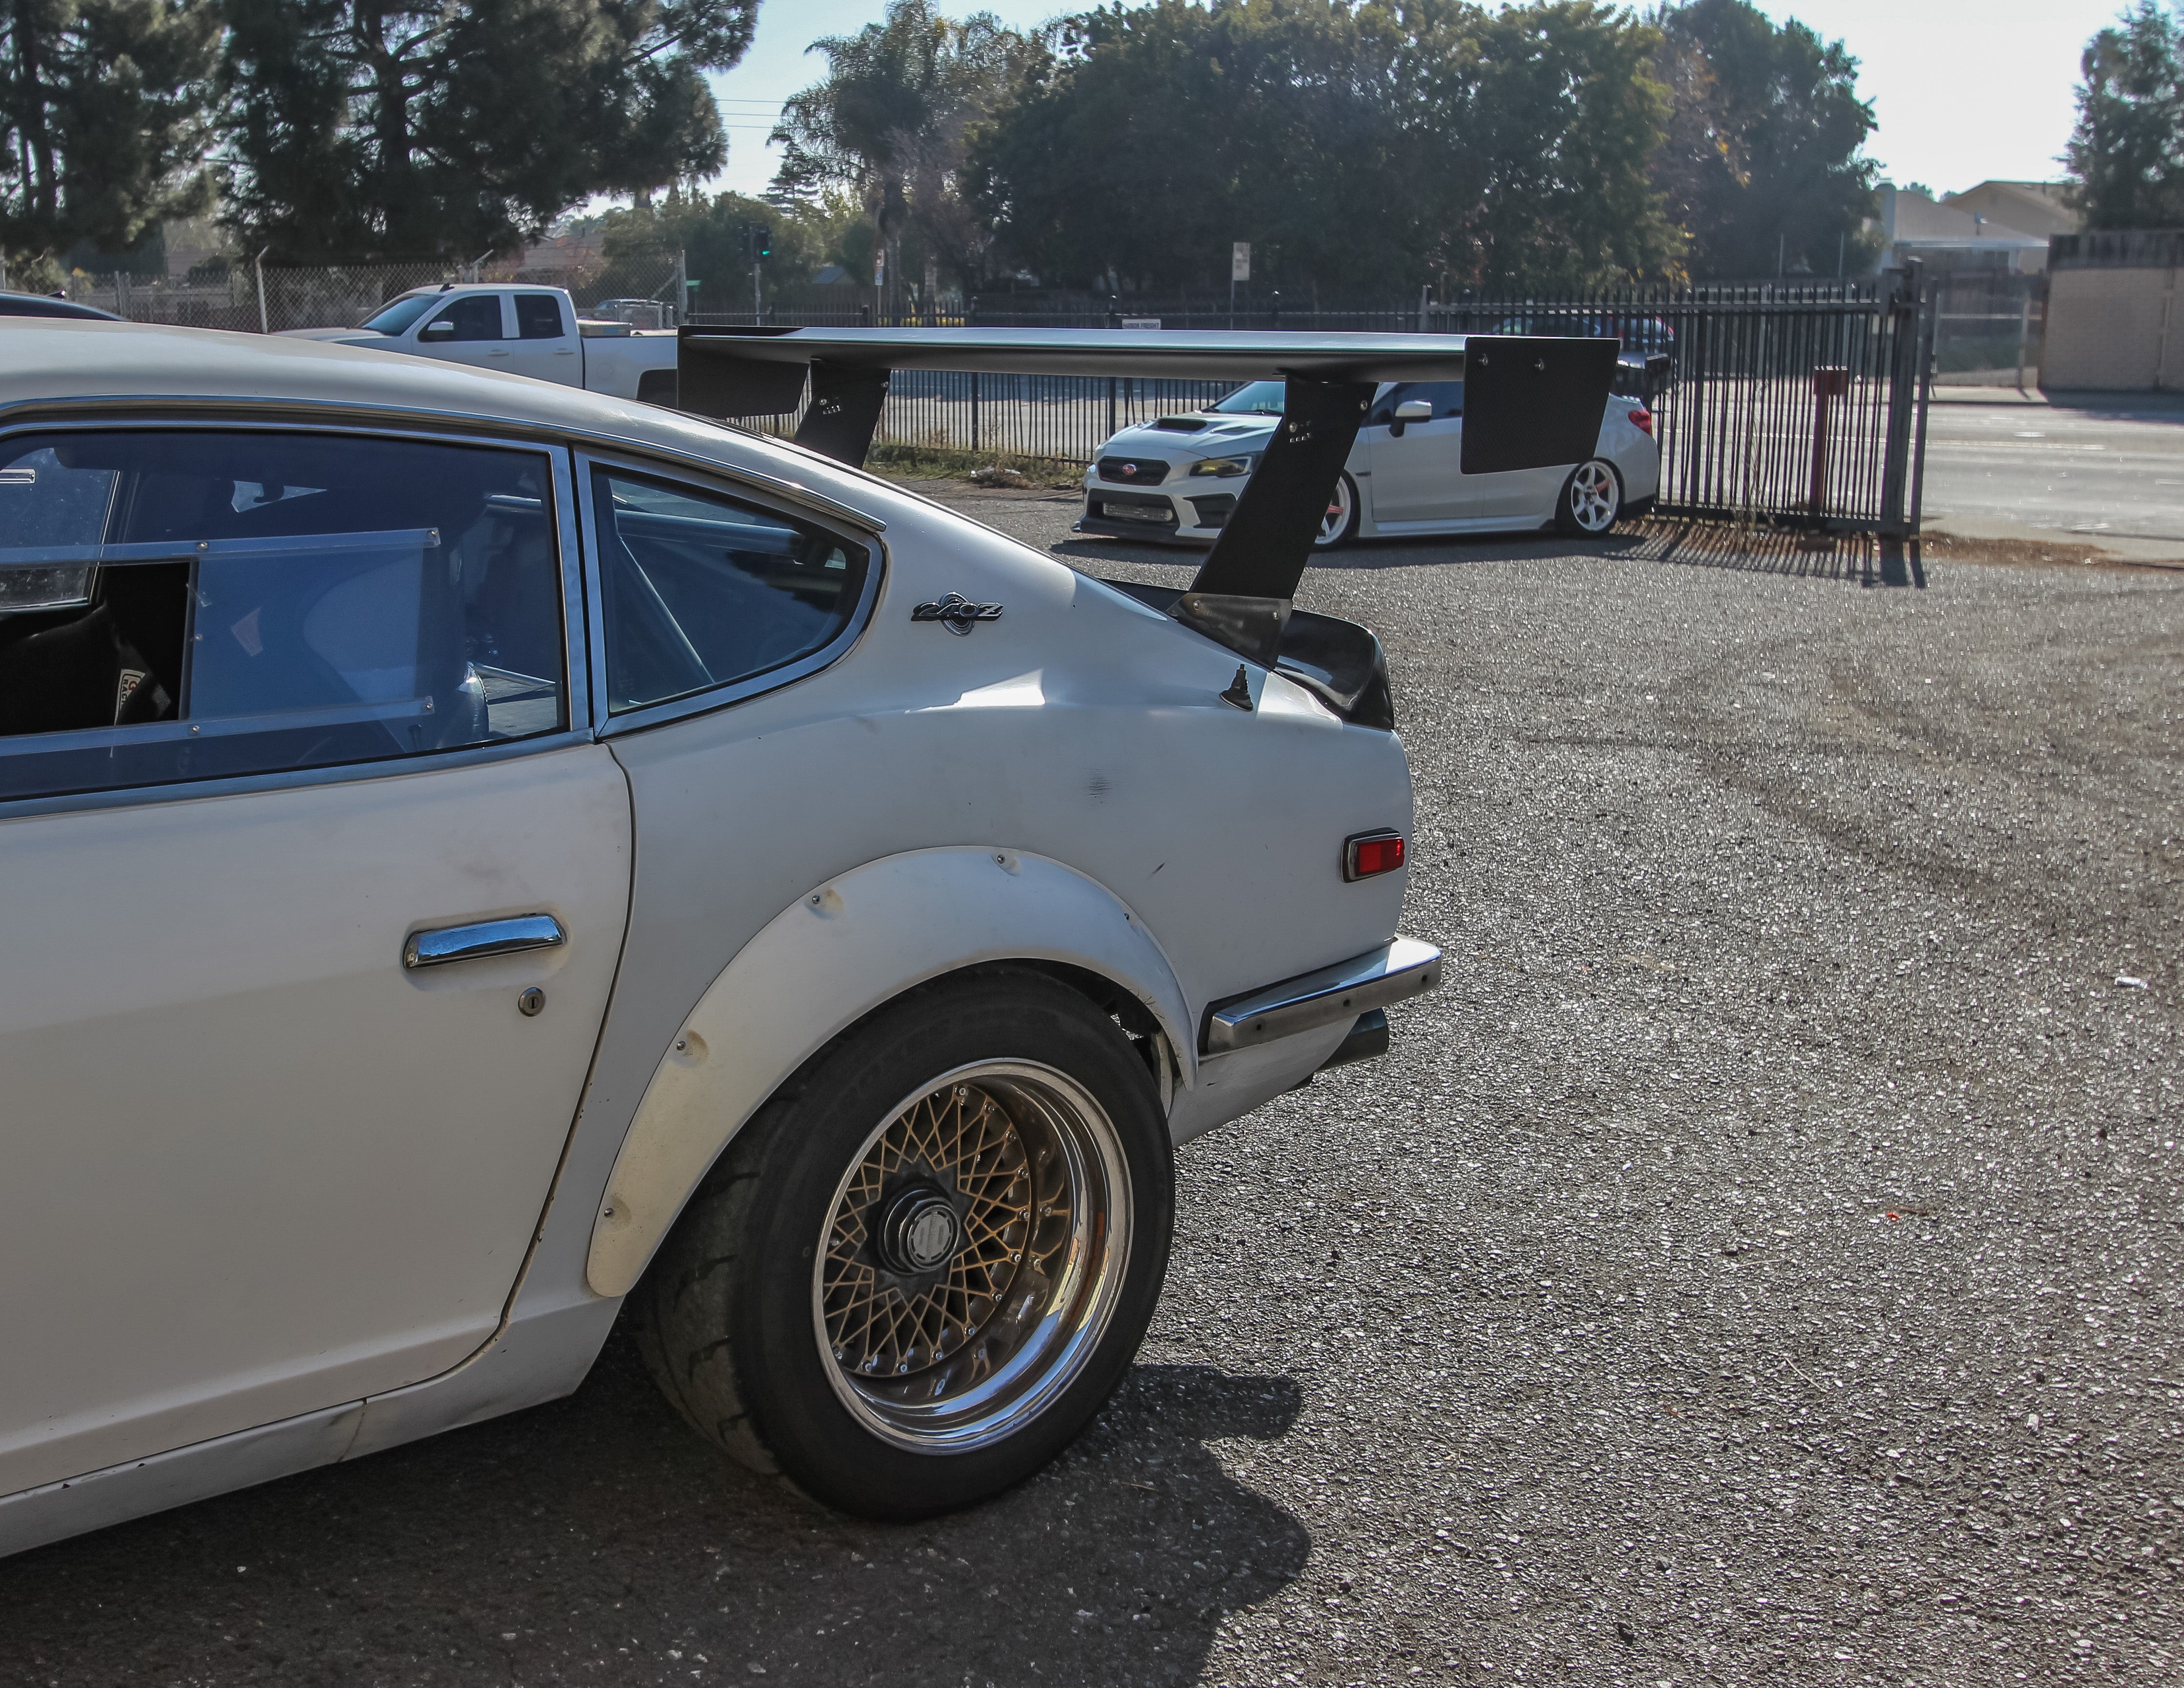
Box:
[865, 440, 1084, 490]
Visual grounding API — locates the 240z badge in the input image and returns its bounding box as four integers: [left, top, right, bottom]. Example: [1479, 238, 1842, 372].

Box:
[911, 592, 1004, 634]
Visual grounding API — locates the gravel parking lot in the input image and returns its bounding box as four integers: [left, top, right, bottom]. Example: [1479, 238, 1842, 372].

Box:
[3, 491, 2179, 1688]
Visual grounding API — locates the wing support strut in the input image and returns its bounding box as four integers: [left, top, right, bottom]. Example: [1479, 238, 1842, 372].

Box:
[1170, 375, 1376, 660]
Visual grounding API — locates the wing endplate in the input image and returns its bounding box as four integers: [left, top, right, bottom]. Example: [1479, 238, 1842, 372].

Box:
[1458, 335, 1621, 476]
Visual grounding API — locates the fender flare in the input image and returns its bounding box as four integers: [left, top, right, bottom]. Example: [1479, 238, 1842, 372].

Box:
[584, 846, 1194, 1298]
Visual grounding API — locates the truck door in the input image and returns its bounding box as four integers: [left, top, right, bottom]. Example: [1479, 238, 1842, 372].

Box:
[504, 293, 583, 386]
[413, 293, 514, 374]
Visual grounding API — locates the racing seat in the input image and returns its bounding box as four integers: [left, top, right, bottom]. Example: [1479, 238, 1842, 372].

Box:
[0, 563, 188, 738]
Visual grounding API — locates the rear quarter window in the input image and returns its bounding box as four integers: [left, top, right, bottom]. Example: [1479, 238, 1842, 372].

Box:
[591, 466, 870, 716]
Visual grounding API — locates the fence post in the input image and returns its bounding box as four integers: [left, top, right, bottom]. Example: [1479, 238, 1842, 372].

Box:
[254, 247, 270, 334]
[1107, 377, 1117, 439]
[972, 372, 980, 454]
[1908, 274, 1938, 535]
[1879, 260, 1923, 536]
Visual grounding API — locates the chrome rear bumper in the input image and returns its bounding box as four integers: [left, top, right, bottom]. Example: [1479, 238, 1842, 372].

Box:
[1201, 936, 1442, 1054]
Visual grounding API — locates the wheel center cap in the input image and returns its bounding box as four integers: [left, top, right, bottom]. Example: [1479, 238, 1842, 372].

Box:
[878, 1186, 964, 1275]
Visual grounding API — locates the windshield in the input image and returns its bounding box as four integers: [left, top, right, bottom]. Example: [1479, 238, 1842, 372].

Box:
[358, 294, 441, 336]
[1207, 380, 1287, 416]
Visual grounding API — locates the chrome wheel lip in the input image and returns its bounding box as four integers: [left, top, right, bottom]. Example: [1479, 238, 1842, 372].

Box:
[1315, 473, 1353, 545]
[1570, 460, 1619, 533]
[811, 1059, 1132, 1456]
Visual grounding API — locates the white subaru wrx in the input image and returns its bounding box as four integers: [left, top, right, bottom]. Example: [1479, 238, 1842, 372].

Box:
[1080, 377, 1660, 547]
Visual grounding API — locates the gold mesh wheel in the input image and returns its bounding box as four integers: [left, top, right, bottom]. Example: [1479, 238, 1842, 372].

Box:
[812, 1061, 1131, 1451]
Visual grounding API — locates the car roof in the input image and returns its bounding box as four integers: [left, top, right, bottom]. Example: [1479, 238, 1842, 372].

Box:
[0, 318, 893, 528]
[0, 291, 122, 321]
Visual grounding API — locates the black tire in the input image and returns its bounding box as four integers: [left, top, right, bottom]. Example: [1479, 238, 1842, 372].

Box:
[1313, 469, 1361, 549]
[1554, 457, 1623, 537]
[633, 968, 1174, 1519]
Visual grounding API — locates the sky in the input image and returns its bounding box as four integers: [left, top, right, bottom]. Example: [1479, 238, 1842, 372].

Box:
[701, 0, 2131, 202]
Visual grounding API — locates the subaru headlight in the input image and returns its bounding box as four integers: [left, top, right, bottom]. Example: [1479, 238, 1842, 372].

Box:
[1188, 454, 1256, 478]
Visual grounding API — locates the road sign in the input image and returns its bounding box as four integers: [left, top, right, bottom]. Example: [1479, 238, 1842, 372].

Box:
[1231, 243, 1251, 282]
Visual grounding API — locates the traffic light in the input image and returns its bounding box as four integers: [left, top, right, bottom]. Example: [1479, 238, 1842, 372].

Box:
[743, 222, 771, 262]
[756, 226, 771, 261]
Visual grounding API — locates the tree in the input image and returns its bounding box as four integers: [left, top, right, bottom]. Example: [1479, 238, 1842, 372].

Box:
[1437, 1, 1684, 289]
[1, 0, 221, 272]
[967, 0, 1421, 293]
[771, 0, 1037, 301]
[219, 0, 758, 262]
[1650, 0, 1880, 279]
[598, 187, 837, 310]
[2065, 2, 2184, 229]
[968, 0, 1679, 294]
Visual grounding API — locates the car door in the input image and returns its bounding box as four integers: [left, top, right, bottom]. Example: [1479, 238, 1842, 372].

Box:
[0, 423, 630, 1497]
[1364, 380, 1480, 523]
[414, 292, 513, 373]
[504, 292, 582, 385]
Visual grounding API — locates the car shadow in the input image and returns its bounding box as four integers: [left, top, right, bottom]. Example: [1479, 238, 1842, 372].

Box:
[0, 1332, 1308, 1687]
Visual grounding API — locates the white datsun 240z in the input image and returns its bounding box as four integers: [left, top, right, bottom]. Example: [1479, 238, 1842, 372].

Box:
[0, 321, 1615, 1551]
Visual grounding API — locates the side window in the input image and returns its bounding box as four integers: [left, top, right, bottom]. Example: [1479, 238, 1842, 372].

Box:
[592, 467, 871, 716]
[0, 430, 567, 803]
[428, 295, 504, 341]
[514, 293, 566, 339]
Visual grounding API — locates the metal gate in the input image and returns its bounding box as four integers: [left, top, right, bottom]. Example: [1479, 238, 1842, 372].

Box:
[1423, 272, 1935, 535]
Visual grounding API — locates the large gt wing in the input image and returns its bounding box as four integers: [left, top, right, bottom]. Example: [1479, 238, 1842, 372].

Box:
[675, 325, 1617, 660]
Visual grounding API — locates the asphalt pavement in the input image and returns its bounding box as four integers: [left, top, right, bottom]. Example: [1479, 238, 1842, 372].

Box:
[2, 497, 2179, 1687]
[1920, 390, 2184, 558]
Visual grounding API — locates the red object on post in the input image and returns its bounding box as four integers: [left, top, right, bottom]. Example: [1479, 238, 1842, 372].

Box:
[1809, 366, 1851, 518]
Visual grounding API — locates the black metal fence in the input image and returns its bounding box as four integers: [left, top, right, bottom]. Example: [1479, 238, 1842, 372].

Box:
[693, 271, 1936, 532]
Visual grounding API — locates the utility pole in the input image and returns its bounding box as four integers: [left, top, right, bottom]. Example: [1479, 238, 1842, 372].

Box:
[675, 248, 687, 325]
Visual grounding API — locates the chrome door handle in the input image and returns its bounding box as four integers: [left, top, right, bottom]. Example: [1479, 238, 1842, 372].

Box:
[403, 913, 565, 970]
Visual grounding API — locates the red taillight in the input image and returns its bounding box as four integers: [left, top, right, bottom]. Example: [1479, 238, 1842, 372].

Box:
[1628, 407, 1653, 437]
[1344, 831, 1406, 881]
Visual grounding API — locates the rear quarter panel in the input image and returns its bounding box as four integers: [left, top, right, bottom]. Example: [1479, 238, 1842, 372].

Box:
[543, 489, 1413, 1295]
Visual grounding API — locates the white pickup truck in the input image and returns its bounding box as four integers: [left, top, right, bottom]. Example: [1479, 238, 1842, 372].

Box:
[280, 283, 680, 403]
